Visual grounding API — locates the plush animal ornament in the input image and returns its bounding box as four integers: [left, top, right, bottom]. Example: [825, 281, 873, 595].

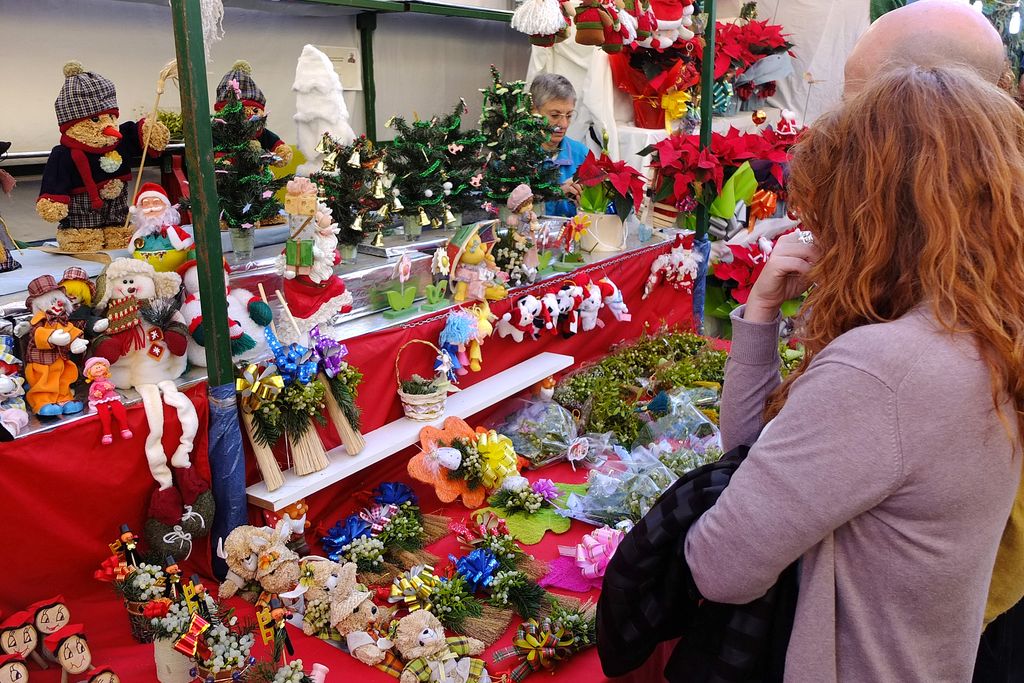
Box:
[600, 0, 627, 54]
[128, 183, 193, 273]
[216, 525, 277, 599]
[575, 0, 615, 47]
[510, 0, 576, 47]
[37, 62, 170, 252]
[555, 282, 584, 338]
[393, 610, 489, 683]
[577, 276, 606, 332]
[178, 254, 273, 366]
[58, 267, 108, 339]
[448, 224, 508, 304]
[624, 0, 656, 43]
[538, 291, 560, 338]
[598, 276, 631, 322]
[45, 625, 92, 683]
[22, 275, 88, 416]
[496, 294, 541, 342]
[91, 258, 210, 561]
[255, 527, 302, 597]
[328, 563, 402, 672]
[214, 61, 293, 167]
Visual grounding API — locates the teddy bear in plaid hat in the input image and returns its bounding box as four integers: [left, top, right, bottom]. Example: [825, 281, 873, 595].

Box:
[36, 61, 171, 254]
[215, 60, 293, 167]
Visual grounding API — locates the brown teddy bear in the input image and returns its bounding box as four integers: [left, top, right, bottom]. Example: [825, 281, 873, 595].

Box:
[214, 61, 293, 168]
[37, 62, 170, 253]
[327, 563, 401, 669]
[393, 610, 490, 683]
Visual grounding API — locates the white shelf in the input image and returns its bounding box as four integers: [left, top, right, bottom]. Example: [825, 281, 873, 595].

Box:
[246, 351, 575, 511]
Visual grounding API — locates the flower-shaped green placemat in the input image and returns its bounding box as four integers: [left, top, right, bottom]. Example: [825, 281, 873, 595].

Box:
[474, 483, 588, 545]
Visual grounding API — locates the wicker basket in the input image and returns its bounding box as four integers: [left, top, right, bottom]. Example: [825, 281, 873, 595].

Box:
[396, 340, 449, 422]
[194, 660, 253, 682]
[125, 599, 155, 643]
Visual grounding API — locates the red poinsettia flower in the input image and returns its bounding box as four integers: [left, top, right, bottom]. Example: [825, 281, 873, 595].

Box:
[576, 151, 646, 213]
[714, 244, 766, 304]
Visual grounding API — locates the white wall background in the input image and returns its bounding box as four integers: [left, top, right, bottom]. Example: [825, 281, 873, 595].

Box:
[0, 0, 529, 154]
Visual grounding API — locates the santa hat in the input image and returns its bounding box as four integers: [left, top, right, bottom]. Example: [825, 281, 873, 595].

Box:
[43, 624, 85, 654]
[133, 182, 171, 208]
[648, 0, 683, 30]
[88, 665, 118, 681]
[215, 60, 266, 110]
[0, 654, 25, 669]
[597, 277, 616, 298]
[55, 61, 118, 130]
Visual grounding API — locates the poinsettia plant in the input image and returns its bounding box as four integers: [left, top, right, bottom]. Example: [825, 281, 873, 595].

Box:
[574, 151, 646, 220]
[713, 20, 794, 79]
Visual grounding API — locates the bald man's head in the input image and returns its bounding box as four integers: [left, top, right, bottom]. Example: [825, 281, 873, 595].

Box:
[845, 0, 1005, 97]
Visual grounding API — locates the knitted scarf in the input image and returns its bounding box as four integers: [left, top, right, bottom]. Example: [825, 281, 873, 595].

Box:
[59, 134, 120, 210]
[106, 295, 145, 352]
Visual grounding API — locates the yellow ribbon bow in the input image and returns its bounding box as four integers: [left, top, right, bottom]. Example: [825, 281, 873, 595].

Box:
[388, 565, 441, 612]
[236, 363, 284, 412]
[476, 429, 519, 490]
[661, 90, 692, 132]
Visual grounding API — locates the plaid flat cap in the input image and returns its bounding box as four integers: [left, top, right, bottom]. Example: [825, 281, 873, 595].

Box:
[55, 61, 118, 128]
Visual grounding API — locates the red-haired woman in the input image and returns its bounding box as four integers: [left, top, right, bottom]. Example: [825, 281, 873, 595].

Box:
[685, 65, 1024, 681]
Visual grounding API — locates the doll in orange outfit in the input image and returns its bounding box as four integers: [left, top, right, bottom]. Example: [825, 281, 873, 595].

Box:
[83, 357, 131, 445]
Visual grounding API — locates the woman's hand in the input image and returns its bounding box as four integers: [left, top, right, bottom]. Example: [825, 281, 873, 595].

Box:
[561, 179, 582, 201]
[744, 230, 820, 323]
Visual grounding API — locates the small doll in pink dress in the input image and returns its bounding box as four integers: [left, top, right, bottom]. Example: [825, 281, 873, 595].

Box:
[83, 357, 132, 445]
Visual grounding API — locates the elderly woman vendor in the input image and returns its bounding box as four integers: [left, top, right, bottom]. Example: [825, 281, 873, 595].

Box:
[530, 73, 588, 217]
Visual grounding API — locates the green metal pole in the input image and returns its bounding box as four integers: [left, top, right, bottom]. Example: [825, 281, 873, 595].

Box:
[696, 0, 716, 240]
[358, 12, 378, 142]
[169, 0, 234, 386]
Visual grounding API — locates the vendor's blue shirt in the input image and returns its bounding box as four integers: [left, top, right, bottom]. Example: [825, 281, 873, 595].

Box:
[545, 136, 589, 217]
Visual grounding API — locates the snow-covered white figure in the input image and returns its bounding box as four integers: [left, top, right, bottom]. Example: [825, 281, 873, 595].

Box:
[293, 44, 356, 176]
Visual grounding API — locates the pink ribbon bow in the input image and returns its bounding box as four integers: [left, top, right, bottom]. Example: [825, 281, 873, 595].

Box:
[359, 503, 399, 535]
[560, 527, 623, 580]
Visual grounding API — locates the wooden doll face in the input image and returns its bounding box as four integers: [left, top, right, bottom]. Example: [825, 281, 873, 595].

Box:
[57, 635, 91, 674]
[1, 625, 37, 657]
[90, 672, 120, 683]
[35, 603, 68, 634]
[0, 661, 28, 682]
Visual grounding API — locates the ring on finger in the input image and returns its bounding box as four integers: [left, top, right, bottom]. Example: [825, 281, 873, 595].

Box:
[797, 230, 814, 245]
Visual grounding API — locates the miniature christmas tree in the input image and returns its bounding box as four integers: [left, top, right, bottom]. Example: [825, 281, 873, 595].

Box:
[479, 65, 562, 204]
[212, 80, 290, 255]
[437, 99, 488, 218]
[385, 111, 458, 240]
[311, 133, 391, 251]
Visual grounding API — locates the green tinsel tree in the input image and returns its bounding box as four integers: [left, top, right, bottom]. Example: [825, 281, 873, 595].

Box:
[212, 84, 291, 230]
[385, 111, 457, 231]
[311, 133, 390, 247]
[479, 65, 562, 204]
[437, 99, 489, 216]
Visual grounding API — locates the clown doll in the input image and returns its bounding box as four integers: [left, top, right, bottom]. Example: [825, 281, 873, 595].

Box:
[83, 357, 132, 446]
[0, 655, 28, 683]
[127, 183, 193, 273]
[214, 61, 293, 166]
[58, 267, 108, 338]
[0, 611, 48, 669]
[44, 626, 92, 683]
[21, 275, 87, 416]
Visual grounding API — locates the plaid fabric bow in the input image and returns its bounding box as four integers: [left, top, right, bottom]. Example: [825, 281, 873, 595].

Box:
[359, 503, 399, 535]
[493, 619, 575, 682]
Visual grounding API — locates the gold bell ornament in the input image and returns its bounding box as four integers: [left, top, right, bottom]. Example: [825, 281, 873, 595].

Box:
[372, 230, 385, 247]
[392, 194, 405, 212]
[373, 160, 385, 175]
[379, 204, 391, 219]
[444, 208, 457, 225]
[347, 150, 361, 167]
[351, 213, 363, 232]
[418, 207, 430, 227]
[373, 181, 386, 200]
[431, 218, 441, 228]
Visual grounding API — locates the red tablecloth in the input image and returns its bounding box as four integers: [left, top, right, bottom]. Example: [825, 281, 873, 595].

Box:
[0, 241, 693, 682]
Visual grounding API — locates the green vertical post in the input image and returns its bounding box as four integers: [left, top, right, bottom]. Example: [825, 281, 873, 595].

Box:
[696, 0, 716, 240]
[358, 12, 378, 142]
[169, 0, 233, 385]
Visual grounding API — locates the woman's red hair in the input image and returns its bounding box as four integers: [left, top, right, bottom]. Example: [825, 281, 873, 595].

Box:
[767, 65, 1024, 442]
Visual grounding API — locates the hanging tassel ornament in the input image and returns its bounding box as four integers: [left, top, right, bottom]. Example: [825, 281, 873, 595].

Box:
[418, 207, 430, 227]
[347, 150, 361, 167]
[351, 213, 363, 232]
[199, 0, 226, 62]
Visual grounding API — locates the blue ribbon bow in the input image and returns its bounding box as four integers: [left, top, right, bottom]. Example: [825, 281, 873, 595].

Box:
[265, 327, 318, 385]
[321, 515, 372, 561]
[453, 549, 499, 593]
[374, 482, 417, 507]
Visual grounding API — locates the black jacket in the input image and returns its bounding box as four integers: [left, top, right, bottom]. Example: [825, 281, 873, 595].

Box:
[597, 447, 798, 682]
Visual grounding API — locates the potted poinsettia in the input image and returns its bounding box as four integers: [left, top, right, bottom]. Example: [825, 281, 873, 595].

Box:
[573, 151, 645, 253]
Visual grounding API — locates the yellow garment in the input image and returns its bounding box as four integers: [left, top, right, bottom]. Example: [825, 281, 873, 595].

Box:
[985, 482, 1024, 626]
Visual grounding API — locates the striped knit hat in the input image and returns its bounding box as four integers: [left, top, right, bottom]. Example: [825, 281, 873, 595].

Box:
[54, 61, 118, 130]
[215, 60, 265, 110]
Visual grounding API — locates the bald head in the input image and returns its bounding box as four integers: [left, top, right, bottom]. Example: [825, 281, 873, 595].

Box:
[845, 0, 1005, 97]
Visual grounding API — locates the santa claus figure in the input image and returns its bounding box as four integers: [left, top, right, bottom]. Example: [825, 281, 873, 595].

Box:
[128, 183, 193, 273]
